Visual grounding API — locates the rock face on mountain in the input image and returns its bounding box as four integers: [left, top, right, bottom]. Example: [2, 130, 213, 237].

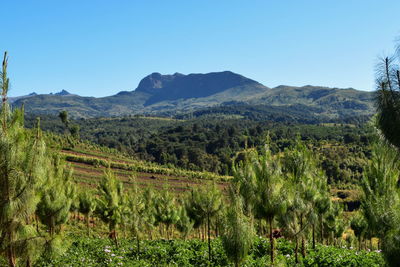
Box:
[54, 90, 72, 96]
[136, 71, 267, 105]
[12, 71, 375, 120]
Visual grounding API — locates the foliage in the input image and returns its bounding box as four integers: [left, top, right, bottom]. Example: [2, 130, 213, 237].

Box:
[233, 142, 288, 263]
[78, 190, 97, 236]
[360, 139, 400, 266]
[153, 187, 179, 240]
[96, 167, 126, 245]
[36, 155, 75, 237]
[34, 237, 384, 267]
[375, 42, 400, 149]
[0, 52, 48, 266]
[221, 187, 254, 267]
[26, 113, 372, 186]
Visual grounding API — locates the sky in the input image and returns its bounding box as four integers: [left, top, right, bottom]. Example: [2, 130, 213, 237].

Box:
[1, 0, 400, 97]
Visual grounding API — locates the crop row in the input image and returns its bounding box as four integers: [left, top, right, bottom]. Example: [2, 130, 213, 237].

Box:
[64, 153, 231, 181]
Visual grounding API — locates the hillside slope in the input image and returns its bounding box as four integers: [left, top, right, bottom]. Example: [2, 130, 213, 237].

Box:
[13, 71, 375, 119]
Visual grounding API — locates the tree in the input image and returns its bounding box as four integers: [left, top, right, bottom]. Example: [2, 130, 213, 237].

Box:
[37, 155, 75, 237]
[125, 176, 145, 255]
[186, 183, 222, 263]
[153, 187, 179, 240]
[96, 167, 125, 246]
[78, 190, 97, 236]
[58, 111, 69, 129]
[375, 42, 400, 149]
[350, 213, 367, 250]
[281, 139, 328, 261]
[371, 38, 400, 267]
[360, 140, 400, 266]
[361, 141, 399, 238]
[250, 146, 287, 263]
[221, 186, 253, 267]
[36, 155, 75, 258]
[176, 205, 193, 240]
[0, 52, 47, 266]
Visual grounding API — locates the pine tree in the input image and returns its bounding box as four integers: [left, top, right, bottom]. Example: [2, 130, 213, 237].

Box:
[360, 140, 400, 266]
[221, 186, 253, 267]
[361, 141, 399, 238]
[96, 167, 125, 246]
[141, 187, 156, 240]
[153, 187, 179, 240]
[0, 52, 47, 266]
[186, 183, 222, 263]
[280, 139, 328, 261]
[176, 204, 193, 240]
[234, 142, 288, 263]
[36, 155, 75, 238]
[125, 175, 145, 255]
[350, 213, 367, 250]
[36, 155, 75, 260]
[78, 190, 97, 236]
[375, 43, 400, 149]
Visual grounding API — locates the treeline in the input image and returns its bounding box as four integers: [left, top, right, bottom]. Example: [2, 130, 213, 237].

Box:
[26, 113, 373, 185]
[175, 103, 371, 125]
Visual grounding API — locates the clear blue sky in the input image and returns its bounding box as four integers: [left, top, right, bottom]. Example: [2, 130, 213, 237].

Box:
[2, 0, 400, 97]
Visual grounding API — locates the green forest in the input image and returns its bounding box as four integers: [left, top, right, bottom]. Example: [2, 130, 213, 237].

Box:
[2, 41, 400, 267]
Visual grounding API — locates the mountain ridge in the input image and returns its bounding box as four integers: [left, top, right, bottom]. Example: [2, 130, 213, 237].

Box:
[12, 71, 375, 120]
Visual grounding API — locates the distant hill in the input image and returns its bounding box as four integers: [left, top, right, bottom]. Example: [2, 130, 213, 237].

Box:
[8, 92, 37, 103]
[12, 71, 375, 121]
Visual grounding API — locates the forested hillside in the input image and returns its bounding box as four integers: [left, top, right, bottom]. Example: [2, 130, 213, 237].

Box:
[25, 113, 372, 186]
[13, 71, 374, 119]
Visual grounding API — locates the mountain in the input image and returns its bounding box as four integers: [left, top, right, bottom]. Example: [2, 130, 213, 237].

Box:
[12, 71, 375, 121]
[8, 92, 37, 103]
[54, 89, 73, 96]
[136, 71, 267, 105]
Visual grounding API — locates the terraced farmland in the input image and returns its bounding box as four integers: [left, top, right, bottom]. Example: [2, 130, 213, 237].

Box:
[61, 147, 229, 193]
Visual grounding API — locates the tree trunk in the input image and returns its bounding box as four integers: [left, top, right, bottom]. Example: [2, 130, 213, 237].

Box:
[207, 213, 212, 264]
[86, 214, 90, 236]
[320, 216, 323, 244]
[110, 223, 118, 247]
[136, 233, 140, 259]
[35, 215, 40, 233]
[8, 244, 16, 267]
[166, 224, 170, 240]
[312, 223, 315, 249]
[215, 216, 218, 237]
[114, 229, 118, 247]
[202, 223, 205, 241]
[269, 218, 274, 263]
[50, 217, 55, 237]
[300, 214, 306, 258]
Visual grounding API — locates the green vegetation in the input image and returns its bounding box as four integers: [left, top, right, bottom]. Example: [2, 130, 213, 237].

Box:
[1, 47, 398, 267]
[222, 187, 254, 267]
[0, 52, 75, 266]
[33, 237, 384, 267]
[25, 113, 372, 187]
[13, 71, 374, 119]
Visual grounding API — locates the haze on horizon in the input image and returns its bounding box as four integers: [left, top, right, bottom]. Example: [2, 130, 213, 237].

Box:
[1, 0, 399, 97]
